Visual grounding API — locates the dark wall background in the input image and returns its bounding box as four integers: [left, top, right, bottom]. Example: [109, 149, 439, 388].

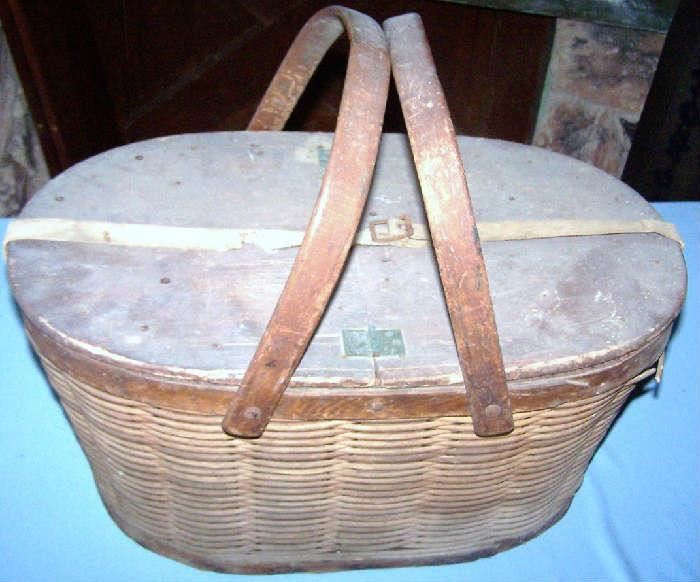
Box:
[622, 0, 699, 202]
[1, 0, 697, 201]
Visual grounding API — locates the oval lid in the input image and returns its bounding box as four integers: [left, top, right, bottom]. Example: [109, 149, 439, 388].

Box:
[6, 132, 686, 388]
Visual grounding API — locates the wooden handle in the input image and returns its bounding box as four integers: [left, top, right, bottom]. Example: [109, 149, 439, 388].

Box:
[222, 6, 390, 437]
[247, 6, 385, 131]
[384, 14, 514, 436]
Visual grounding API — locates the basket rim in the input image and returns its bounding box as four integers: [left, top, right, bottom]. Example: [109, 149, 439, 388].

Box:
[25, 316, 670, 420]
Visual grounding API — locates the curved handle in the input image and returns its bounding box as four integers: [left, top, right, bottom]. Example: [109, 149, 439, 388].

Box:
[222, 6, 390, 437]
[248, 6, 385, 131]
[384, 14, 513, 436]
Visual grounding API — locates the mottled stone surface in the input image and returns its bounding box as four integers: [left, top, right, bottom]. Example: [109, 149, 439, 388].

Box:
[0, 24, 48, 217]
[534, 20, 665, 177]
[551, 20, 666, 111]
[535, 94, 640, 176]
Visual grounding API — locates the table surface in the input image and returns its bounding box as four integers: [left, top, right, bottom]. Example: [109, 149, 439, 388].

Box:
[1, 202, 698, 582]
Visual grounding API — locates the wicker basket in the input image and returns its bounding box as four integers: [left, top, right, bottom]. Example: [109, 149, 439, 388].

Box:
[5, 8, 686, 574]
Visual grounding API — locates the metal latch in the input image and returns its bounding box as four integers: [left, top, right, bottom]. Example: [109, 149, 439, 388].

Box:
[369, 214, 414, 242]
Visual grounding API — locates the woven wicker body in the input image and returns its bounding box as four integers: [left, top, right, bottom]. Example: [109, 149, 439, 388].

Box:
[42, 355, 636, 573]
[4, 9, 687, 574]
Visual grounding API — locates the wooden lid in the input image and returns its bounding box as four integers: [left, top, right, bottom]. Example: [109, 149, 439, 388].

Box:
[7, 132, 686, 389]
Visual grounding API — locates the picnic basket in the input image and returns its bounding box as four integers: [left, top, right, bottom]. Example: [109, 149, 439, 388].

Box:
[4, 7, 686, 574]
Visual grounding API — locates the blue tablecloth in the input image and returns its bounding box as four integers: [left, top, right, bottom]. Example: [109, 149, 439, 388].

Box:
[1, 202, 698, 582]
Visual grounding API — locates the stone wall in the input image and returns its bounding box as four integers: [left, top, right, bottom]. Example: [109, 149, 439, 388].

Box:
[0, 23, 48, 217]
[533, 19, 666, 177]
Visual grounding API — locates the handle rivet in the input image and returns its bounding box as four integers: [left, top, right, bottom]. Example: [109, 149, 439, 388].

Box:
[244, 406, 262, 421]
[485, 404, 502, 418]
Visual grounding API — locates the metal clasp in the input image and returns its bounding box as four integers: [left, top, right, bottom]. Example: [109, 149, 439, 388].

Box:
[369, 214, 414, 242]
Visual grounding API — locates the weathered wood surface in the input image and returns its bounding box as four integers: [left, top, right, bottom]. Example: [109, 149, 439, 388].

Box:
[8, 132, 687, 389]
[219, 6, 390, 437]
[386, 12, 512, 436]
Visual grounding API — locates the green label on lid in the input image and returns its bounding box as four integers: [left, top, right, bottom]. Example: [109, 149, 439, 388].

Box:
[342, 326, 405, 357]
